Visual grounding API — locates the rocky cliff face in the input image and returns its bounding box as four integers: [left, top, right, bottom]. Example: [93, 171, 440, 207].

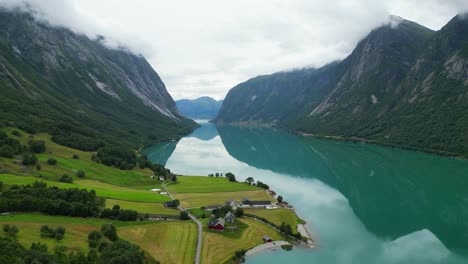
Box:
[0, 10, 197, 149]
[217, 15, 468, 157]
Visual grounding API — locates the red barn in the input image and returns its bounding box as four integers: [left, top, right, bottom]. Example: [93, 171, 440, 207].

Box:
[208, 218, 225, 231]
[263, 235, 273, 243]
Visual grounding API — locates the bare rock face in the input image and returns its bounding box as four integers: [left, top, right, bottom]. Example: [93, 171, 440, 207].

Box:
[0, 9, 196, 148]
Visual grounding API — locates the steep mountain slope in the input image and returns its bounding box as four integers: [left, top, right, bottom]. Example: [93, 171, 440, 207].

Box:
[0, 9, 197, 150]
[217, 15, 468, 157]
[176, 96, 223, 119]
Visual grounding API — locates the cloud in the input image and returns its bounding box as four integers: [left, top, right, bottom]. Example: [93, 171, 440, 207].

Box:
[1, 0, 468, 100]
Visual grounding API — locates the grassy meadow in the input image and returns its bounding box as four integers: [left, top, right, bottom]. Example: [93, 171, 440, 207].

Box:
[245, 208, 298, 231]
[105, 199, 179, 216]
[167, 176, 259, 193]
[201, 218, 283, 264]
[174, 189, 274, 208]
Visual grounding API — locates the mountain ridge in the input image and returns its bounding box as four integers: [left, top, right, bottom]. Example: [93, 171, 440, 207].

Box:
[216, 15, 468, 157]
[0, 9, 197, 150]
[176, 96, 223, 119]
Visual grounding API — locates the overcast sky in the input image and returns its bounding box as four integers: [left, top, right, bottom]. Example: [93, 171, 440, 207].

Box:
[1, 0, 468, 100]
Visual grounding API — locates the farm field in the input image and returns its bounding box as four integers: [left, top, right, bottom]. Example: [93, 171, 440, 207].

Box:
[200, 218, 283, 264]
[106, 199, 179, 215]
[0, 174, 169, 203]
[167, 176, 259, 193]
[245, 208, 298, 231]
[119, 221, 197, 264]
[173, 189, 274, 208]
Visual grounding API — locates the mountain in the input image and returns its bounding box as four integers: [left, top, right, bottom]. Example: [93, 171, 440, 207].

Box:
[216, 15, 468, 157]
[176, 96, 223, 119]
[0, 9, 197, 150]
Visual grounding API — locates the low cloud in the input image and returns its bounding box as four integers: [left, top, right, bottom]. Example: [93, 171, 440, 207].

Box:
[1, 0, 468, 100]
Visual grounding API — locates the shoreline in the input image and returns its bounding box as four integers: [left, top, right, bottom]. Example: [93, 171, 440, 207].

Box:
[245, 240, 291, 256]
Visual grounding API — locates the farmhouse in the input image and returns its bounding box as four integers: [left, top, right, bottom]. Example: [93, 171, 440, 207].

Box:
[208, 218, 225, 231]
[225, 211, 236, 224]
[263, 235, 273, 243]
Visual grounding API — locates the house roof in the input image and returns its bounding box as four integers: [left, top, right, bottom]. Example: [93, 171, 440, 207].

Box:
[250, 200, 272, 205]
[225, 211, 234, 218]
[208, 218, 225, 227]
[263, 235, 272, 240]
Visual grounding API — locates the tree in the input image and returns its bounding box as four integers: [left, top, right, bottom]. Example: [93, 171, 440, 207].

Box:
[171, 174, 177, 182]
[88, 231, 102, 248]
[101, 223, 118, 241]
[277, 195, 283, 203]
[22, 153, 37, 165]
[36, 164, 41, 171]
[180, 211, 190, 220]
[29, 140, 46, 153]
[235, 208, 244, 217]
[76, 170, 85, 178]
[245, 177, 254, 185]
[47, 158, 57, 165]
[226, 172, 236, 182]
[72, 154, 80, 159]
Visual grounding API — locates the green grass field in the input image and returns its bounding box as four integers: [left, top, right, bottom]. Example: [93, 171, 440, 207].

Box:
[245, 208, 298, 231]
[201, 218, 283, 264]
[174, 190, 274, 208]
[0, 129, 162, 189]
[0, 213, 192, 262]
[119, 221, 197, 264]
[106, 199, 179, 216]
[0, 174, 170, 203]
[167, 176, 259, 193]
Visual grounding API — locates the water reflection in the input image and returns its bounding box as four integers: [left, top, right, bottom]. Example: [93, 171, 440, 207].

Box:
[144, 123, 468, 263]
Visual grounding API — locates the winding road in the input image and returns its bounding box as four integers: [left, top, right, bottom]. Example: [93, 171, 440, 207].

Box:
[162, 181, 202, 264]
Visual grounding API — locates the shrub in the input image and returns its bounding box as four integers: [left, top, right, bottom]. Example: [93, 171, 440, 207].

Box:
[11, 130, 21, 136]
[29, 140, 46, 153]
[235, 208, 244, 217]
[72, 154, 80, 159]
[36, 164, 41, 171]
[58, 174, 73, 183]
[76, 170, 85, 178]
[47, 158, 57, 165]
[0, 145, 15, 158]
[180, 211, 190, 220]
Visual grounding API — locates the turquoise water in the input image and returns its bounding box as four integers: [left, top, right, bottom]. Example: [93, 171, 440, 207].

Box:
[144, 121, 468, 264]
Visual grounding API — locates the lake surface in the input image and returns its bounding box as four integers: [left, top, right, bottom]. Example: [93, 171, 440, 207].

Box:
[144, 121, 468, 264]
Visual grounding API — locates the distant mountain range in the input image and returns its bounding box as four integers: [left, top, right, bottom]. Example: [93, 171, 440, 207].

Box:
[176, 96, 223, 119]
[0, 9, 196, 150]
[216, 15, 468, 157]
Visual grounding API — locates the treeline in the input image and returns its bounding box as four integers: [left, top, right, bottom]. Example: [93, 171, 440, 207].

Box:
[0, 182, 103, 217]
[0, 182, 140, 221]
[0, 223, 157, 264]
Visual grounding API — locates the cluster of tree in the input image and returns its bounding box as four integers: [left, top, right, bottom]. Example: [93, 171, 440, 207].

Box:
[100, 205, 138, 221]
[164, 199, 180, 208]
[235, 208, 244, 217]
[255, 181, 269, 190]
[58, 174, 74, 183]
[51, 123, 105, 151]
[180, 211, 190, 220]
[208, 172, 223, 177]
[0, 229, 155, 264]
[3, 224, 19, 237]
[137, 155, 172, 179]
[212, 205, 232, 218]
[40, 225, 66, 241]
[225, 172, 236, 182]
[0, 182, 103, 217]
[22, 152, 37, 165]
[29, 140, 46, 153]
[96, 146, 137, 170]
[279, 222, 302, 240]
[0, 131, 22, 158]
